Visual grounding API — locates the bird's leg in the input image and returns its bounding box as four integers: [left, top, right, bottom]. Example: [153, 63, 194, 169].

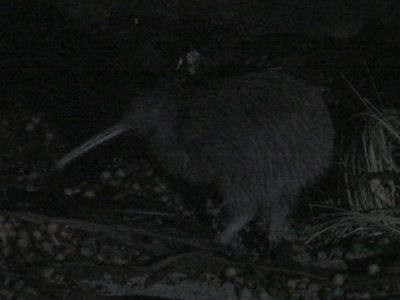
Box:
[217, 214, 254, 244]
[268, 191, 295, 249]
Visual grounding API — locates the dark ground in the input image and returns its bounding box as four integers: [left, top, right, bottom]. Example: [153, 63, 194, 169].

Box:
[1, 1, 400, 299]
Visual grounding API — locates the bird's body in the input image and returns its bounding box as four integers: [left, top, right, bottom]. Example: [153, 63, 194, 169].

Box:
[57, 71, 334, 246]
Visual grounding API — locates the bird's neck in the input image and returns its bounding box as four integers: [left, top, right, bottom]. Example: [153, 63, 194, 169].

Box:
[150, 121, 181, 153]
[148, 119, 191, 174]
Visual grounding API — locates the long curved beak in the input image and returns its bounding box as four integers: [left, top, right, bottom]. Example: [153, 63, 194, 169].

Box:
[56, 123, 127, 169]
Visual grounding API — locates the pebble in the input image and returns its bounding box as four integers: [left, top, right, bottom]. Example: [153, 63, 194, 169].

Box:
[59, 229, 70, 239]
[330, 247, 344, 258]
[333, 287, 344, 298]
[55, 253, 65, 261]
[25, 183, 38, 192]
[63, 245, 76, 256]
[368, 264, 380, 276]
[204, 273, 220, 284]
[317, 250, 328, 260]
[41, 241, 54, 254]
[12, 280, 24, 291]
[359, 291, 371, 299]
[32, 115, 41, 124]
[160, 194, 169, 203]
[132, 182, 141, 190]
[23, 252, 37, 264]
[4, 222, 14, 231]
[308, 282, 320, 295]
[84, 190, 96, 198]
[287, 278, 299, 290]
[32, 230, 43, 241]
[258, 291, 275, 300]
[25, 122, 35, 131]
[101, 171, 112, 180]
[64, 188, 74, 196]
[17, 231, 30, 250]
[319, 288, 334, 300]
[109, 179, 121, 187]
[7, 228, 16, 238]
[17, 238, 30, 250]
[377, 237, 391, 246]
[47, 223, 59, 235]
[46, 132, 55, 141]
[41, 268, 55, 279]
[80, 246, 94, 258]
[115, 169, 126, 177]
[332, 273, 345, 287]
[238, 287, 253, 300]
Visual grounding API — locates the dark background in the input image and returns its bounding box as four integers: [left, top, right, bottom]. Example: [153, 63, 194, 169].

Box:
[1, 0, 399, 141]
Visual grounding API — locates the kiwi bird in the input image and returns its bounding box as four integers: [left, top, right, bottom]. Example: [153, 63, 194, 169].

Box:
[56, 71, 334, 247]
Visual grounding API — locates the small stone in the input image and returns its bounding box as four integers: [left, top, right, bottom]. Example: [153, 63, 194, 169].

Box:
[17, 231, 30, 250]
[55, 253, 65, 261]
[32, 115, 41, 124]
[27, 171, 39, 180]
[108, 179, 120, 187]
[319, 288, 334, 300]
[368, 264, 380, 276]
[308, 282, 320, 294]
[3, 246, 11, 257]
[132, 182, 141, 190]
[96, 252, 128, 265]
[32, 230, 43, 241]
[205, 273, 220, 284]
[153, 183, 167, 193]
[317, 250, 328, 260]
[84, 190, 95, 198]
[287, 278, 299, 289]
[13, 280, 24, 291]
[258, 290, 275, 300]
[359, 291, 371, 299]
[378, 237, 390, 246]
[291, 292, 301, 299]
[42, 268, 55, 279]
[225, 266, 238, 278]
[101, 171, 111, 179]
[332, 273, 345, 287]
[8, 228, 17, 238]
[26, 183, 38, 192]
[23, 252, 37, 264]
[47, 223, 59, 235]
[330, 247, 344, 258]
[160, 194, 169, 203]
[63, 245, 76, 256]
[80, 246, 94, 258]
[46, 132, 55, 141]
[333, 287, 344, 298]
[4, 222, 14, 231]
[115, 169, 126, 177]
[64, 188, 74, 196]
[41, 241, 54, 254]
[25, 122, 35, 131]
[238, 287, 252, 300]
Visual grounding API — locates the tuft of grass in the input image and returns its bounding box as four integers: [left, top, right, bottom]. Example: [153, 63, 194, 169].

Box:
[307, 80, 400, 244]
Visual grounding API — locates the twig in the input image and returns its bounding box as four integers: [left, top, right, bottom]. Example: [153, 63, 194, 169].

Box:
[1, 210, 226, 253]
